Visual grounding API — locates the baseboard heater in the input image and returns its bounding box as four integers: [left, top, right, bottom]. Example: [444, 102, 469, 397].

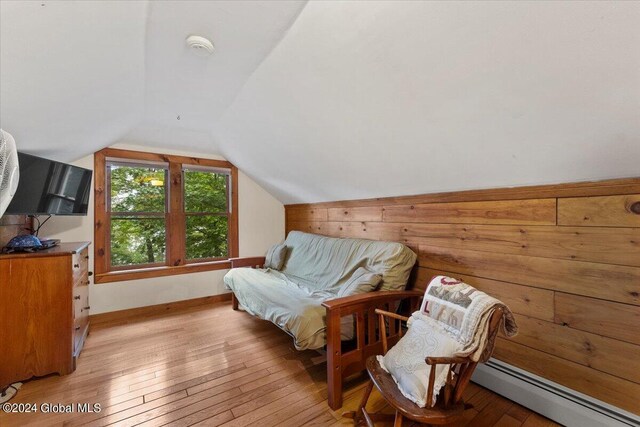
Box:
[472, 359, 640, 427]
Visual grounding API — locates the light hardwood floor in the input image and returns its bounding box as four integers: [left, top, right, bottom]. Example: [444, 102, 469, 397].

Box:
[0, 301, 560, 427]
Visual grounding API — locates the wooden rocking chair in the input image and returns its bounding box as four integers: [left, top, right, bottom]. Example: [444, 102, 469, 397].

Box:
[344, 307, 504, 426]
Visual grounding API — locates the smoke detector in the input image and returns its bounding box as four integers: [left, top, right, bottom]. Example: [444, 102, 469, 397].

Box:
[186, 35, 215, 57]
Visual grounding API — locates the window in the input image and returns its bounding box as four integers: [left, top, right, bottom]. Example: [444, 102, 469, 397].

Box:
[108, 161, 168, 268]
[183, 167, 230, 261]
[94, 148, 238, 283]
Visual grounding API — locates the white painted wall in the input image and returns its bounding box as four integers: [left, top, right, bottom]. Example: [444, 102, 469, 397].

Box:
[41, 144, 285, 314]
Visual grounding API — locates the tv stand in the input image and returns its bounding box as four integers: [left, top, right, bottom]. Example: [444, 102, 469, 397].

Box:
[0, 242, 91, 388]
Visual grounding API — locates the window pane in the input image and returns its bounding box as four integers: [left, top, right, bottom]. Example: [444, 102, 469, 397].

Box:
[186, 215, 228, 260]
[184, 170, 227, 213]
[110, 217, 166, 266]
[109, 164, 166, 213]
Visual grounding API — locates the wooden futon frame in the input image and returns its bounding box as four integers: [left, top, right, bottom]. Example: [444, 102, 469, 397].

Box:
[229, 257, 423, 410]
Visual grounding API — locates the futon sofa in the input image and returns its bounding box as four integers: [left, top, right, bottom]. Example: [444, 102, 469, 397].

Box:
[223, 231, 422, 409]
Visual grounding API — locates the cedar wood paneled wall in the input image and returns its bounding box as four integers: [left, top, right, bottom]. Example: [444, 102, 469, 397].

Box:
[285, 178, 640, 415]
[0, 215, 31, 247]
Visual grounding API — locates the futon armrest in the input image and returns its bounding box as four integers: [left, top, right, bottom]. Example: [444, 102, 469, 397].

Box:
[323, 289, 423, 410]
[374, 308, 410, 323]
[322, 290, 423, 314]
[229, 257, 266, 268]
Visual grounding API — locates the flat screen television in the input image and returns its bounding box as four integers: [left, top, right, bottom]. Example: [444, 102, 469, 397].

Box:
[5, 152, 92, 216]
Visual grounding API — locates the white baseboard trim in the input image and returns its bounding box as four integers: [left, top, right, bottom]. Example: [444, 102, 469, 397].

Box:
[472, 359, 640, 427]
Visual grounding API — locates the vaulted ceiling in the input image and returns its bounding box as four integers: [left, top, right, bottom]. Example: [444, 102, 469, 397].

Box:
[1, 1, 639, 203]
[0, 0, 305, 159]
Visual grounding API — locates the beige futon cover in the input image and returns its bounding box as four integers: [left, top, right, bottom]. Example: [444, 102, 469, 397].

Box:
[223, 231, 417, 350]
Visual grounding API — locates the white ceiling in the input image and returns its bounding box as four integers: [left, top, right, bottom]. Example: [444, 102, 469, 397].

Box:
[0, 0, 147, 160]
[218, 1, 640, 203]
[138, 0, 305, 140]
[0, 0, 306, 158]
[1, 1, 639, 204]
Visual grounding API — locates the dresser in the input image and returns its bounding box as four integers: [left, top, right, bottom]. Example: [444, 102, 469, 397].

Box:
[0, 242, 90, 388]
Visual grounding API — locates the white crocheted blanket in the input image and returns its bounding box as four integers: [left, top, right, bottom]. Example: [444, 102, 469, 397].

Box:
[417, 275, 518, 362]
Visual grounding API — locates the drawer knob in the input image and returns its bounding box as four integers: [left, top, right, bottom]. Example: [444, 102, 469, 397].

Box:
[74, 295, 81, 300]
[74, 264, 80, 268]
[88, 271, 93, 277]
[84, 306, 90, 310]
[75, 326, 81, 331]
[86, 280, 91, 285]
[84, 255, 89, 259]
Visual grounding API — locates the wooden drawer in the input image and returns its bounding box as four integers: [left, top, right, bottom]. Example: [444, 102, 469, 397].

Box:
[73, 315, 89, 355]
[72, 247, 89, 283]
[73, 282, 89, 355]
[74, 272, 89, 288]
[73, 282, 89, 320]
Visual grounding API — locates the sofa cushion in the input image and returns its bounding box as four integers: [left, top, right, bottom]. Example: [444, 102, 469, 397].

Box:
[224, 267, 347, 350]
[281, 231, 416, 293]
[264, 242, 287, 270]
[337, 267, 382, 298]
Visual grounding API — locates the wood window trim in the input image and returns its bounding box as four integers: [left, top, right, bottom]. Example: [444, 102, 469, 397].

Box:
[93, 148, 239, 284]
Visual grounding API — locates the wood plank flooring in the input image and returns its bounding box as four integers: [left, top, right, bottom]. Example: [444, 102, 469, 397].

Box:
[0, 301, 560, 427]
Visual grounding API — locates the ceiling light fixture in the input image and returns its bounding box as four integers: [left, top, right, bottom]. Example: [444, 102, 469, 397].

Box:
[186, 35, 215, 57]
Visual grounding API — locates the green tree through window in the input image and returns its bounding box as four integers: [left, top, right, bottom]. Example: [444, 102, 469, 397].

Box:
[107, 162, 232, 267]
[108, 163, 167, 267]
[95, 148, 238, 283]
[184, 168, 230, 260]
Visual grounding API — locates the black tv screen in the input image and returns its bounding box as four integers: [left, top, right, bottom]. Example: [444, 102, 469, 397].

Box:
[5, 152, 92, 216]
